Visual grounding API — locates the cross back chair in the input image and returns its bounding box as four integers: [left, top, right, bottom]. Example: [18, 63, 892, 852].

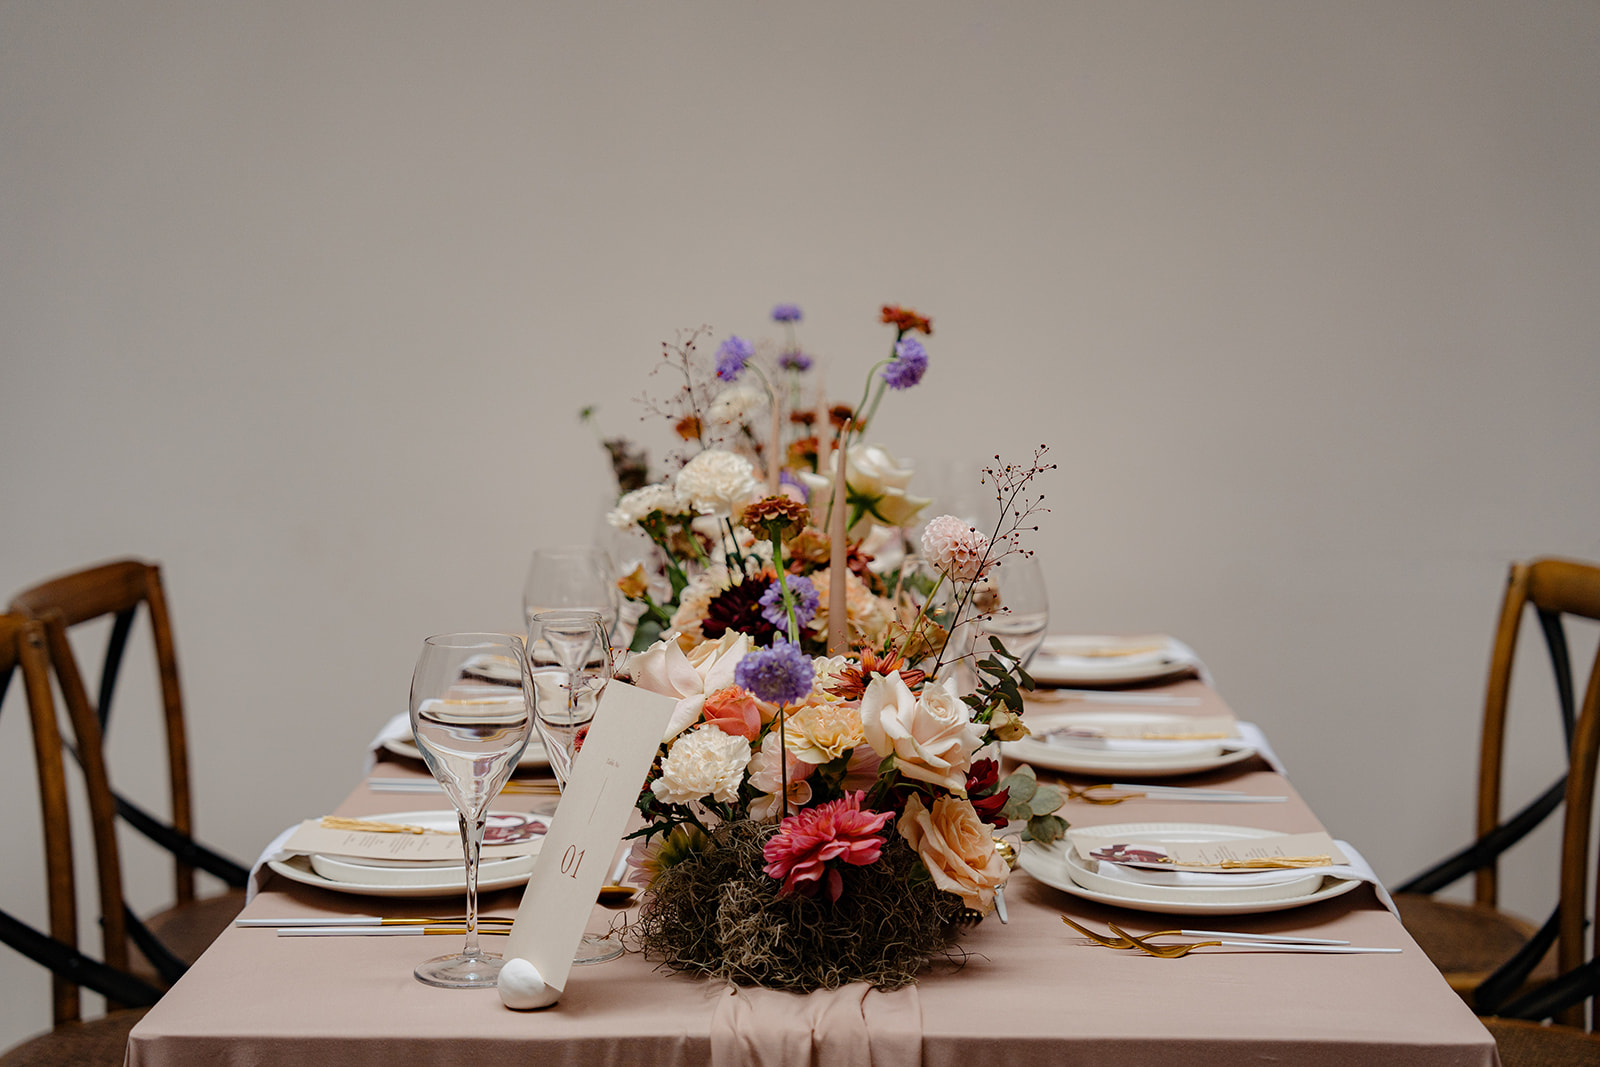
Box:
[0, 613, 160, 1066]
[1395, 557, 1600, 1011]
[8, 559, 249, 981]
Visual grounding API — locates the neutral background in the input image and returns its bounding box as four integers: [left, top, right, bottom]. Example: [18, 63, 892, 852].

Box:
[2, 1, 1597, 1046]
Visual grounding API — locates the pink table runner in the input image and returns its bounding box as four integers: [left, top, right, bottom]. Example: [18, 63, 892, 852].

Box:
[126, 680, 1498, 1067]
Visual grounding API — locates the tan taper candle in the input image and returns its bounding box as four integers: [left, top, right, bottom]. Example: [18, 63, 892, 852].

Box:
[828, 435, 848, 654]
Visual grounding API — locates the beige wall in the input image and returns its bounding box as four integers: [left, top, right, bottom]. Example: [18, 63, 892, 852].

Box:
[2, 1, 1597, 1046]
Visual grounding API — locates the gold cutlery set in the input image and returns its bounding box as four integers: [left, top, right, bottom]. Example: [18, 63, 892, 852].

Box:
[1059, 916, 1397, 956]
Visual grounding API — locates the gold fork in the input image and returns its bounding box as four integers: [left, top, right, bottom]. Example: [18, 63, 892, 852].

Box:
[1109, 922, 1220, 958]
[1060, 914, 1206, 947]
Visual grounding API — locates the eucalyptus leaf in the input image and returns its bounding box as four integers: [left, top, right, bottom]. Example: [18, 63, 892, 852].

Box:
[1028, 785, 1064, 816]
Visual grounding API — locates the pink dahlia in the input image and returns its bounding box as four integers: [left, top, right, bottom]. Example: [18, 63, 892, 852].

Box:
[920, 515, 991, 582]
[762, 791, 894, 902]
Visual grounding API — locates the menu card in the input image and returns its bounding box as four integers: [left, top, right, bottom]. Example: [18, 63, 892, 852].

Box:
[501, 681, 676, 1000]
[277, 814, 547, 863]
[1037, 713, 1237, 740]
[1073, 830, 1346, 872]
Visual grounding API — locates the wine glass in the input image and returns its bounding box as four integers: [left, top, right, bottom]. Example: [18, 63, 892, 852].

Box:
[979, 555, 1050, 669]
[522, 546, 620, 655]
[524, 609, 622, 964]
[409, 633, 533, 988]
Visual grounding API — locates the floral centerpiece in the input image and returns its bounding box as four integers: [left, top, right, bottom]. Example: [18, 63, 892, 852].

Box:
[599, 305, 1062, 991]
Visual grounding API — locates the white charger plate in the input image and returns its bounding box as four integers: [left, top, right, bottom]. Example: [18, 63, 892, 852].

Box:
[1003, 733, 1257, 778]
[1030, 635, 1195, 687]
[268, 810, 548, 898]
[382, 733, 549, 770]
[1020, 824, 1362, 916]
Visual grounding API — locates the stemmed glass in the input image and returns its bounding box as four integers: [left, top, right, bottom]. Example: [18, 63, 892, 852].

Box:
[524, 609, 622, 964]
[979, 555, 1050, 669]
[522, 546, 620, 651]
[408, 632, 533, 988]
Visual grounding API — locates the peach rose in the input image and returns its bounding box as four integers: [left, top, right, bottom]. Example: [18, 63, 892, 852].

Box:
[897, 794, 1009, 914]
[701, 686, 762, 741]
[859, 674, 983, 791]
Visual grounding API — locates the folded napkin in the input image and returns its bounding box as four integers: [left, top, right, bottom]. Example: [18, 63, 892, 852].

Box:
[247, 823, 300, 903]
[1096, 839, 1395, 915]
[365, 712, 414, 776]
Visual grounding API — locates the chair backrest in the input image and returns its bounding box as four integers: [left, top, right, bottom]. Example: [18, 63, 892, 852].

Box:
[9, 559, 200, 904]
[1552, 607, 1600, 1029]
[0, 614, 157, 1026]
[1473, 558, 1600, 909]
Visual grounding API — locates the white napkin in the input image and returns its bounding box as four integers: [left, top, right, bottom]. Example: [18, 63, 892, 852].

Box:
[246, 823, 300, 903]
[1234, 721, 1287, 774]
[365, 712, 415, 775]
[1096, 839, 1395, 915]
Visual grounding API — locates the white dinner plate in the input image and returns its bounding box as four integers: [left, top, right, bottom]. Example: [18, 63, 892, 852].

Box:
[1003, 732, 1258, 778]
[381, 733, 549, 770]
[1055, 823, 1321, 905]
[1029, 635, 1196, 687]
[1020, 825, 1362, 916]
[268, 810, 548, 898]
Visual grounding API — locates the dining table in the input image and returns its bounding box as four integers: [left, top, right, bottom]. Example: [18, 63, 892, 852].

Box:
[124, 674, 1500, 1067]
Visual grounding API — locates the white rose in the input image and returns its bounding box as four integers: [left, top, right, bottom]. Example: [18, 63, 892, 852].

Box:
[675, 449, 758, 515]
[799, 444, 930, 534]
[859, 674, 983, 791]
[608, 483, 687, 529]
[651, 725, 752, 806]
[629, 630, 752, 740]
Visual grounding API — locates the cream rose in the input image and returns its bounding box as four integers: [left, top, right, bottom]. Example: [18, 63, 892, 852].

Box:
[675, 449, 758, 515]
[651, 725, 752, 806]
[629, 630, 752, 740]
[897, 794, 1009, 914]
[799, 444, 930, 534]
[859, 674, 983, 791]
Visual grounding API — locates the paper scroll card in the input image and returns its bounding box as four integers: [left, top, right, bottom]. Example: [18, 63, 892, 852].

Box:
[501, 681, 675, 999]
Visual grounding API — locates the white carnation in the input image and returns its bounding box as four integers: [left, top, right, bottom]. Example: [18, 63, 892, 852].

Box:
[651, 725, 752, 805]
[675, 449, 758, 515]
[607, 483, 686, 529]
[708, 384, 767, 426]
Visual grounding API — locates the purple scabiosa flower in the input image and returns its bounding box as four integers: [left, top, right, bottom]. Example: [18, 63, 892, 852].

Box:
[770, 304, 803, 323]
[716, 336, 755, 381]
[881, 337, 928, 390]
[779, 468, 809, 502]
[734, 639, 815, 706]
[759, 574, 818, 629]
[778, 350, 814, 372]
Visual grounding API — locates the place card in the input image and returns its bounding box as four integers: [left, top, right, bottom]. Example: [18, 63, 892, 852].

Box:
[1074, 831, 1347, 872]
[276, 814, 548, 863]
[500, 681, 676, 1006]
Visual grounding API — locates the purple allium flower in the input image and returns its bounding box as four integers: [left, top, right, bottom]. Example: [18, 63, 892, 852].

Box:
[716, 336, 755, 381]
[770, 304, 803, 323]
[734, 638, 815, 706]
[880, 337, 928, 390]
[778, 350, 814, 372]
[759, 574, 818, 629]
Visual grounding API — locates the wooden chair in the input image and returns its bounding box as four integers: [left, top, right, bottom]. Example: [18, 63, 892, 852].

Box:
[8, 559, 249, 983]
[0, 613, 161, 1066]
[1481, 631, 1600, 1055]
[1393, 558, 1600, 1010]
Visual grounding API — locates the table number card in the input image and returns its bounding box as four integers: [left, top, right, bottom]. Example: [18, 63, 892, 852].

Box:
[500, 680, 674, 1003]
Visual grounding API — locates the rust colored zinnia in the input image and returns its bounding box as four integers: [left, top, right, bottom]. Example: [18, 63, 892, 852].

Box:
[828, 404, 855, 429]
[880, 305, 933, 335]
[742, 495, 811, 539]
[789, 410, 817, 426]
[675, 414, 703, 440]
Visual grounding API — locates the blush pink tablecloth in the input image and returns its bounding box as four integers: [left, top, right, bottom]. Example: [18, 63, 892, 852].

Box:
[125, 680, 1499, 1067]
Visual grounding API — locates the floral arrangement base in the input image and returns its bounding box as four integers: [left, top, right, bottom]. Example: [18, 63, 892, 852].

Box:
[629, 819, 969, 993]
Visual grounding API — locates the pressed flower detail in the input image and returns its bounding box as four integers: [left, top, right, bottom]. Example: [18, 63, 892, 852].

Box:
[763, 791, 894, 901]
[734, 639, 815, 706]
[880, 337, 928, 390]
[920, 514, 992, 582]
